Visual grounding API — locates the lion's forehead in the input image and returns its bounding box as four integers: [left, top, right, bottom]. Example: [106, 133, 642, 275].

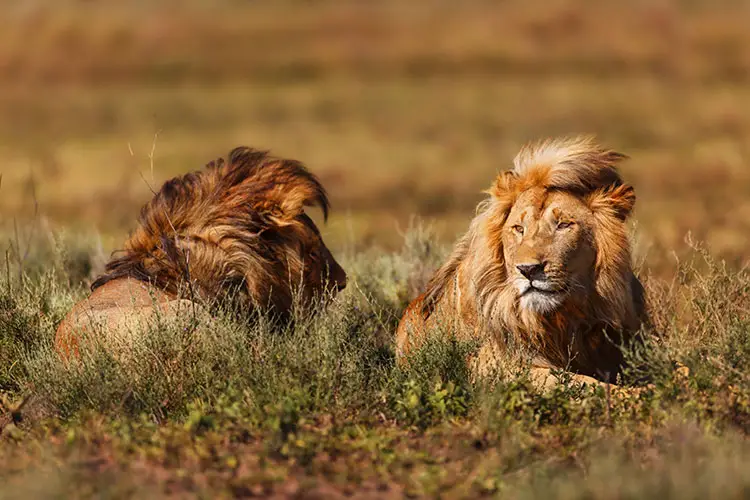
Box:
[510, 189, 591, 225]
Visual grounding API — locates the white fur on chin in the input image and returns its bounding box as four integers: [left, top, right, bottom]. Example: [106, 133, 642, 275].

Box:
[515, 279, 564, 314]
[519, 291, 563, 314]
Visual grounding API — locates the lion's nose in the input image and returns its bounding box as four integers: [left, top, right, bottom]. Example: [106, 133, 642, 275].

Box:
[516, 263, 545, 280]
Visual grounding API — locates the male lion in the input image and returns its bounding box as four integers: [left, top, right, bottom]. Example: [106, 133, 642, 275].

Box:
[396, 136, 647, 386]
[56, 147, 347, 357]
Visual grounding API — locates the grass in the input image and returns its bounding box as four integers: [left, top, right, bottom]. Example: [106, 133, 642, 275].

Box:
[0, 225, 749, 498]
[1, 0, 749, 497]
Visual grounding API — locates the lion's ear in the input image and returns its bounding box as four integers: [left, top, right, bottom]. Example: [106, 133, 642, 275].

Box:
[277, 181, 330, 222]
[489, 171, 515, 199]
[588, 184, 636, 221]
[487, 171, 517, 212]
[251, 169, 331, 225]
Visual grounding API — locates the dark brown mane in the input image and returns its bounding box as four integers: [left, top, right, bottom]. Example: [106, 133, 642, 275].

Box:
[91, 146, 332, 317]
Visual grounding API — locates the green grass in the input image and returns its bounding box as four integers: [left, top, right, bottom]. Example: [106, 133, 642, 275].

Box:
[0, 226, 748, 498]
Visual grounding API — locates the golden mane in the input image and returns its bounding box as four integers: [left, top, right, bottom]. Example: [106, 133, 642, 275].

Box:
[511, 136, 627, 193]
[398, 136, 646, 382]
[90, 146, 340, 318]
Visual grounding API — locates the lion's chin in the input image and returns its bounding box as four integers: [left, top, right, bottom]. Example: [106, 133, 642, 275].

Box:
[518, 289, 565, 315]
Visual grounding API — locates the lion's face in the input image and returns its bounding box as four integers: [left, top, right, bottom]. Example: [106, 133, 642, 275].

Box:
[500, 187, 596, 314]
[288, 213, 347, 303]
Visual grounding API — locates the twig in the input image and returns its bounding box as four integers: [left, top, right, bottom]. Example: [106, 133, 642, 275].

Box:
[161, 205, 199, 330]
[8, 170, 42, 282]
[178, 240, 199, 331]
[130, 134, 160, 195]
[4, 249, 10, 295]
[12, 218, 22, 281]
[21, 172, 39, 265]
[149, 130, 161, 186]
[604, 372, 612, 428]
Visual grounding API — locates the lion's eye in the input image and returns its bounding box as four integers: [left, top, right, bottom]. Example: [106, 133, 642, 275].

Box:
[557, 221, 574, 230]
[512, 225, 524, 235]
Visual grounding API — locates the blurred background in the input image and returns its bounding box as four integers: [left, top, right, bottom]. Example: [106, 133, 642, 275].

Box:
[1, 0, 749, 276]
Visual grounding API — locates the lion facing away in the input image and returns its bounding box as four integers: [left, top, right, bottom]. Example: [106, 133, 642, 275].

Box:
[56, 147, 347, 357]
[396, 136, 647, 385]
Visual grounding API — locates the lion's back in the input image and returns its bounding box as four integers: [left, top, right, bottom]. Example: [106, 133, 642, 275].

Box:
[395, 293, 427, 359]
[55, 278, 198, 359]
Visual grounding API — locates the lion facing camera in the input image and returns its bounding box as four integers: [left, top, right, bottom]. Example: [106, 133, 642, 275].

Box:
[56, 147, 347, 358]
[396, 136, 647, 386]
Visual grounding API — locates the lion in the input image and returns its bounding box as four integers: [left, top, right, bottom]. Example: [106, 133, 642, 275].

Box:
[396, 136, 647, 387]
[55, 147, 347, 358]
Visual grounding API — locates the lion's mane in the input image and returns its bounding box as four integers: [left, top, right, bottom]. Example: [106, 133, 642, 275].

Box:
[397, 137, 647, 381]
[91, 146, 341, 316]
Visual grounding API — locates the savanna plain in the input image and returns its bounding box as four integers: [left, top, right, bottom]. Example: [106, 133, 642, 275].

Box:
[1, 1, 750, 498]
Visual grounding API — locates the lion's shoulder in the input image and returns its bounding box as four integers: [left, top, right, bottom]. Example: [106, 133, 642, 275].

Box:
[54, 278, 198, 358]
